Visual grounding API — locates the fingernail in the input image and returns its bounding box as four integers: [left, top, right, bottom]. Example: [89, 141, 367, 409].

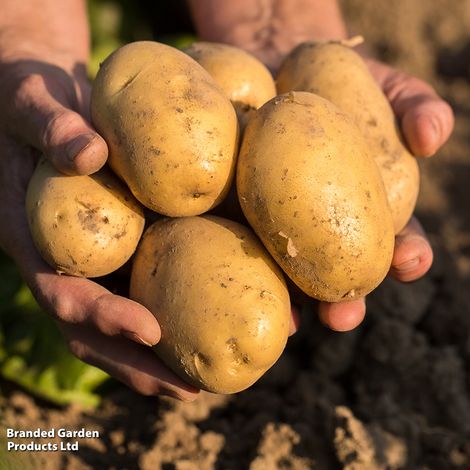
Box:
[289, 304, 300, 336]
[160, 388, 198, 402]
[427, 116, 441, 155]
[122, 330, 156, 347]
[66, 134, 97, 161]
[394, 257, 420, 273]
[430, 116, 440, 137]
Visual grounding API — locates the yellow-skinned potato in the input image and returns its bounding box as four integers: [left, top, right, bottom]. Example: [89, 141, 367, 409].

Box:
[91, 41, 239, 217]
[26, 159, 145, 277]
[183, 42, 276, 129]
[277, 40, 419, 233]
[237, 92, 395, 302]
[130, 216, 291, 394]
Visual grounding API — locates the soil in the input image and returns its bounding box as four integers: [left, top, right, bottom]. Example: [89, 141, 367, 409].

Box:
[3, 0, 470, 468]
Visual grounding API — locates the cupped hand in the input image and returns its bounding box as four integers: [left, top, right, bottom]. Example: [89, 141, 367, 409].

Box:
[0, 54, 199, 401]
[0, 53, 107, 175]
[317, 59, 454, 332]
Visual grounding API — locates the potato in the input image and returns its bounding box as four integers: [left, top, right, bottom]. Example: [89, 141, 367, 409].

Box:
[237, 92, 395, 302]
[130, 216, 291, 394]
[26, 159, 145, 277]
[276, 41, 419, 233]
[91, 41, 239, 217]
[183, 42, 276, 129]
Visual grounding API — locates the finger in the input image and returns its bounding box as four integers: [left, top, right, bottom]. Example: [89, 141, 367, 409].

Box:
[0, 137, 158, 348]
[15, 234, 162, 348]
[389, 216, 433, 282]
[377, 64, 454, 157]
[397, 92, 454, 157]
[8, 74, 107, 175]
[318, 298, 366, 332]
[289, 305, 300, 336]
[32, 270, 161, 347]
[63, 324, 199, 401]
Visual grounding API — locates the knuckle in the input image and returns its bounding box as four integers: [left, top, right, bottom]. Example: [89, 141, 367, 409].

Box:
[386, 72, 436, 105]
[88, 294, 114, 335]
[49, 291, 75, 323]
[129, 375, 161, 397]
[2, 73, 46, 126]
[27, 280, 74, 323]
[68, 339, 88, 362]
[398, 72, 434, 95]
[41, 109, 74, 148]
[15, 73, 47, 101]
[9, 72, 78, 151]
[407, 75, 428, 89]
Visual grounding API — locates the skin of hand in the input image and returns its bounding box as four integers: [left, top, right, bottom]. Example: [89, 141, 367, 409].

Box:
[0, 0, 454, 403]
[318, 59, 453, 331]
[0, 0, 200, 401]
[190, 0, 454, 332]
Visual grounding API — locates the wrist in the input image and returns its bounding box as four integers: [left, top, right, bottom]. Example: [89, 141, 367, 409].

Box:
[0, 0, 90, 66]
[0, 30, 89, 69]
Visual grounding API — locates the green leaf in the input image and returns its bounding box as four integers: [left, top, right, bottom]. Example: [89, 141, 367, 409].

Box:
[0, 253, 109, 408]
[157, 33, 198, 49]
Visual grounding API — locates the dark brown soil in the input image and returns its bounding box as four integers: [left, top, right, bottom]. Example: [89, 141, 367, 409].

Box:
[3, 1, 470, 468]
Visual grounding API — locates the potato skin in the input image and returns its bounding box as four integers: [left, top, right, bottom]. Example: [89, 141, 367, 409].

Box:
[26, 159, 145, 278]
[277, 41, 419, 233]
[183, 42, 276, 129]
[237, 92, 395, 302]
[130, 216, 290, 394]
[91, 41, 239, 217]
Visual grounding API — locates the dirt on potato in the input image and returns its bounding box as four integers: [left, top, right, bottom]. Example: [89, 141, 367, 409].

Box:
[3, 0, 470, 468]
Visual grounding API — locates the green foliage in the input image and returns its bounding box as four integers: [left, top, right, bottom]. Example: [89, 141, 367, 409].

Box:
[87, 0, 125, 78]
[158, 34, 198, 50]
[0, 1, 197, 410]
[0, 253, 109, 408]
[87, 0, 197, 77]
[0, 437, 36, 470]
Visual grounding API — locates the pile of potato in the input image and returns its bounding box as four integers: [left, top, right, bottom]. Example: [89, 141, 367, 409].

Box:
[26, 39, 418, 394]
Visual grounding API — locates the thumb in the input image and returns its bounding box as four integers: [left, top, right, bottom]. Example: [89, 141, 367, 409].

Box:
[8, 74, 108, 175]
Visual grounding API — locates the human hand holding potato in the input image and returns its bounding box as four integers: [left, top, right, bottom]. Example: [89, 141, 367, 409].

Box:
[317, 57, 453, 331]
[0, 0, 455, 404]
[190, 0, 454, 332]
[274, 39, 453, 330]
[0, 86, 199, 402]
[0, 15, 296, 400]
[0, 0, 200, 401]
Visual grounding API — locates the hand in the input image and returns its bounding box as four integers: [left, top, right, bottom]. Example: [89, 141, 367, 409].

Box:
[317, 59, 454, 331]
[0, 54, 199, 401]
